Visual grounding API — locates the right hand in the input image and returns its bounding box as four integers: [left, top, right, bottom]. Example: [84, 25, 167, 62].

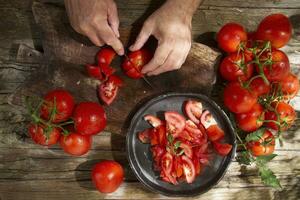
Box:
[64, 0, 124, 55]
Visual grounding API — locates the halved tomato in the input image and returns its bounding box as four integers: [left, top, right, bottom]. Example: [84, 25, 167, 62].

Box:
[97, 47, 116, 65]
[200, 110, 217, 129]
[213, 142, 232, 156]
[184, 100, 203, 124]
[144, 115, 163, 127]
[181, 155, 196, 183]
[206, 125, 225, 142]
[138, 128, 152, 143]
[165, 111, 186, 138]
[98, 75, 123, 105]
[85, 64, 103, 80]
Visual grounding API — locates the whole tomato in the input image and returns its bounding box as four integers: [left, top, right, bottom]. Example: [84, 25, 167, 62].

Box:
[219, 52, 253, 81]
[28, 123, 61, 146]
[223, 82, 257, 113]
[217, 23, 247, 53]
[121, 49, 152, 79]
[280, 73, 299, 98]
[247, 129, 275, 156]
[92, 160, 124, 193]
[256, 13, 292, 48]
[250, 77, 271, 96]
[235, 103, 264, 132]
[40, 89, 75, 123]
[258, 49, 290, 82]
[73, 102, 107, 135]
[265, 102, 296, 131]
[60, 132, 92, 156]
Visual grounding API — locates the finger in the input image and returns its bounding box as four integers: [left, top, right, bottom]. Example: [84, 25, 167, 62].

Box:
[95, 23, 124, 55]
[141, 41, 172, 74]
[83, 28, 105, 46]
[148, 42, 190, 76]
[107, 2, 120, 38]
[129, 21, 153, 51]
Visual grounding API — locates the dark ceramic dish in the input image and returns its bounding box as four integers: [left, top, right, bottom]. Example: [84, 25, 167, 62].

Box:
[126, 92, 236, 197]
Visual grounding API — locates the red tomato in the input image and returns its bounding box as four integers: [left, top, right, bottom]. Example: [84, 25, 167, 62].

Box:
[179, 141, 193, 158]
[206, 125, 225, 142]
[258, 49, 290, 82]
[193, 157, 201, 175]
[138, 128, 151, 143]
[156, 125, 167, 146]
[73, 102, 107, 135]
[173, 156, 183, 178]
[144, 115, 163, 127]
[40, 89, 75, 123]
[97, 47, 116, 65]
[99, 75, 123, 105]
[28, 123, 60, 146]
[165, 111, 186, 138]
[99, 64, 116, 78]
[217, 23, 247, 53]
[184, 100, 203, 124]
[223, 82, 257, 113]
[161, 152, 177, 184]
[265, 102, 296, 131]
[280, 73, 299, 98]
[256, 14, 292, 48]
[247, 129, 275, 156]
[213, 142, 232, 156]
[151, 145, 166, 170]
[85, 64, 103, 80]
[185, 120, 202, 136]
[122, 49, 152, 79]
[250, 77, 271, 96]
[219, 52, 253, 81]
[200, 110, 217, 129]
[235, 103, 264, 132]
[60, 132, 91, 156]
[92, 160, 124, 193]
[181, 155, 196, 183]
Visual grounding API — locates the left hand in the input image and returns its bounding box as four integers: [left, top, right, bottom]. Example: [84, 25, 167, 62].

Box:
[129, 0, 198, 76]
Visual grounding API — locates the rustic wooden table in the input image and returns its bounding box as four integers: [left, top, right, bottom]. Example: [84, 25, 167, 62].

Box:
[0, 0, 299, 199]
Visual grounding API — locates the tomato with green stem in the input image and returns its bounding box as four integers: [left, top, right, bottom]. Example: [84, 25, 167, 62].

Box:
[60, 132, 92, 156]
[235, 103, 264, 132]
[247, 129, 275, 156]
[249, 77, 271, 96]
[280, 73, 299, 98]
[217, 23, 247, 53]
[223, 82, 257, 113]
[40, 89, 75, 123]
[28, 123, 61, 146]
[256, 13, 292, 48]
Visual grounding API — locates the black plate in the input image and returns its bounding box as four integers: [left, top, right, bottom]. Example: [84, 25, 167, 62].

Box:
[126, 92, 236, 197]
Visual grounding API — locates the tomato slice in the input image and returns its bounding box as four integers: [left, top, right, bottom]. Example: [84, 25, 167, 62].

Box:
[98, 75, 122, 105]
[161, 152, 178, 184]
[151, 145, 165, 170]
[200, 110, 217, 129]
[156, 125, 167, 146]
[179, 141, 193, 158]
[181, 155, 196, 183]
[99, 64, 116, 78]
[213, 142, 232, 156]
[193, 143, 209, 156]
[184, 100, 203, 124]
[193, 157, 201, 175]
[173, 156, 183, 178]
[138, 128, 151, 143]
[165, 111, 186, 138]
[206, 125, 225, 142]
[97, 47, 116, 65]
[144, 115, 163, 127]
[185, 120, 202, 136]
[85, 64, 103, 80]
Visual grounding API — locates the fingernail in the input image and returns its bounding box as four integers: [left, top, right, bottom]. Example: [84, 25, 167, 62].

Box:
[118, 48, 124, 56]
[129, 45, 135, 51]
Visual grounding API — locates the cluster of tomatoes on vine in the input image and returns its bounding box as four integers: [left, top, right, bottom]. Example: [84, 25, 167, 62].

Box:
[217, 13, 298, 157]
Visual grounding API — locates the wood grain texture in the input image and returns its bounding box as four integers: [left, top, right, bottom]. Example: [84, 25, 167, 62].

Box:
[0, 0, 300, 199]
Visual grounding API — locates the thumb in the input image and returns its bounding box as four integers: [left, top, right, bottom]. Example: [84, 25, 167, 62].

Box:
[130, 21, 152, 51]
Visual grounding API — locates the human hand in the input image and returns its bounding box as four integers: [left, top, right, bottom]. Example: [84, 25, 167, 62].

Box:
[64, 0, 124, 55]
[129, 0, 201, 75]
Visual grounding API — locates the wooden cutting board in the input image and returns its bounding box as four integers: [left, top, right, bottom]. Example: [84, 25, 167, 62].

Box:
[11, 1, 221, 135]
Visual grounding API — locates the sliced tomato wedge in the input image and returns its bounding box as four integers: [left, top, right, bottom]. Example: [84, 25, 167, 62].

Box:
[138, 128, 152, 143]
[151, 145, 165, 170]
[85, 64, 103, 80]
[193, 157, 201, 175]
[213, 142, 232, 156]
[99, 64, 116, 78]
[179, 130, 193, 141]
[98, 75, 123, 105]
[206, 125, 225, 142]
[185, 120, 202, 136]
[144, 115, 163, 127]
[181, 155, 196, 184]
[156, 125, 167, 146]
[150, 129, 159, 146]
[200, 110, 217, 129]
[184, 100, 203, 124]
[193, 143, 209, 156]
[173, 156, 183, 178]
[179, 141, 193, 158]
[165, 111, 186, 138]
[161, 152, 178, 184]
[97, 47, 116, 65]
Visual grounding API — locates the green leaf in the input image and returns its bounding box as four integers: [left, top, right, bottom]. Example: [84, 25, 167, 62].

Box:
[245, 129, 265, 142]
[256, 154, 277, 164]
[167, 134, 174, 144]
[259, 167, 282, 189]
[236, 151, 252, 165]
[174, 141, 181, 149]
